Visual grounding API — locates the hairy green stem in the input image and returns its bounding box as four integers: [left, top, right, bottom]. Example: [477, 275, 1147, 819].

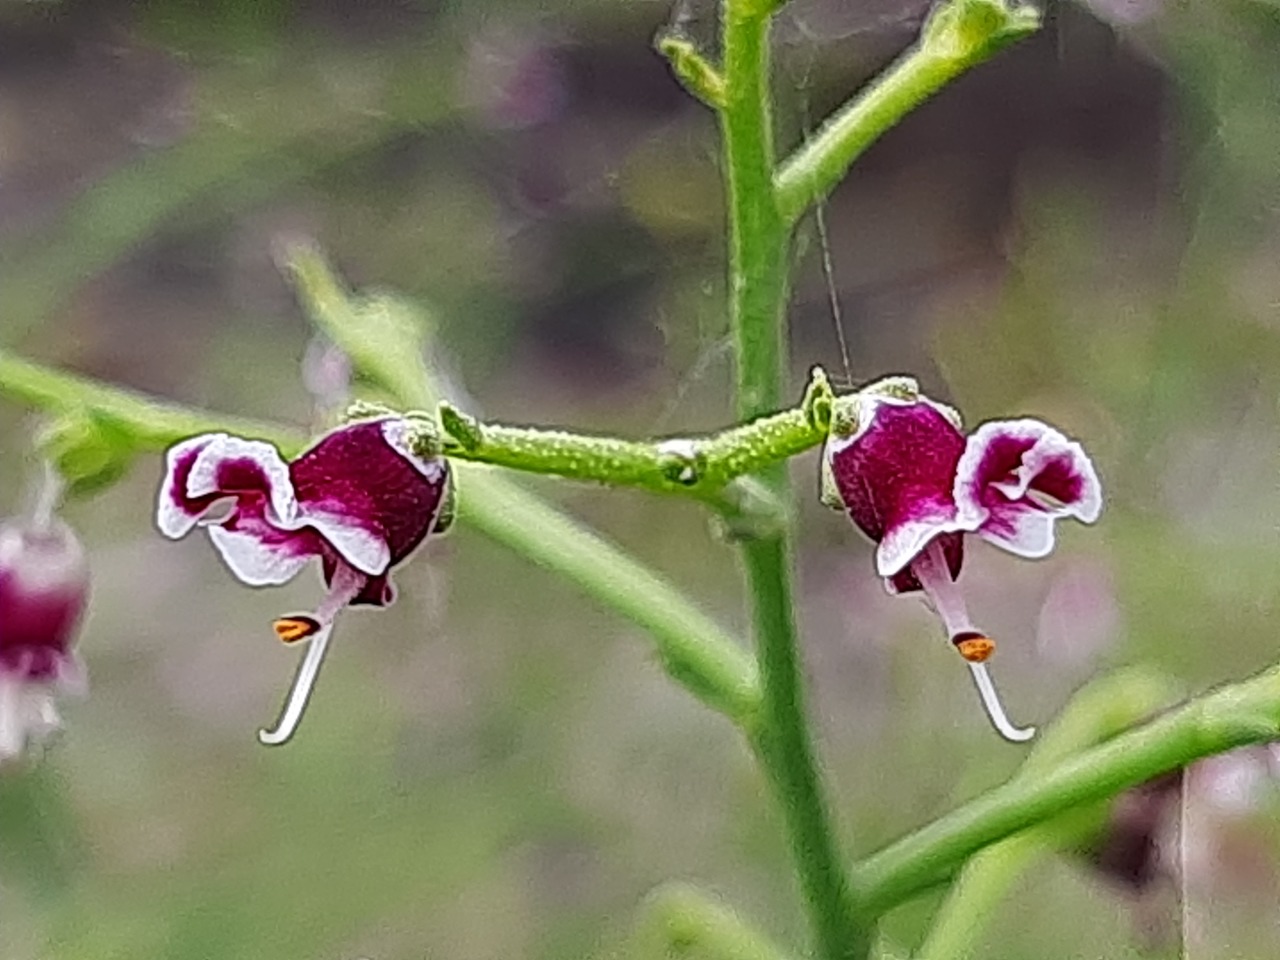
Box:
[774, 0, 1040, 224]
[435, 366, 832, 496]
[852, 663, 1280, 917]
[719, 2, 863, 957]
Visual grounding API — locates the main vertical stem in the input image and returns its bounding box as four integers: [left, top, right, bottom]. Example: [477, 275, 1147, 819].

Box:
[719, 5, 866, 958]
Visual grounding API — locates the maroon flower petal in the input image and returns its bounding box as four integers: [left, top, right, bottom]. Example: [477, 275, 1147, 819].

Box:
[955, 419, 1103, 558]
[886, 532, 964, 594]
[826, 397, 972, 581]
[156, 434, 219, 538]
[289, 418, 448, 574]
[0, 516, 89, 761]
[157, 434, 297, 538]
[157, 419, 449, 605]
[0, 518, 87, 682]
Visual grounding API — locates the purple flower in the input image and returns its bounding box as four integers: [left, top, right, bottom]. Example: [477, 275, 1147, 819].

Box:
[0, 516, 89, 761]
[822, 376, 1102, 741]
[157, 415, 452, 745]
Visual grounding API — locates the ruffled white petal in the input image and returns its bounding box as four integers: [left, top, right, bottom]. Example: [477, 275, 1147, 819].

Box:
[292, 510, 390, 576]
[187, 436, 297, 525]
[207, 525, 311, 586]
[876, 509, 970, 578]
[157, 434, 220, 538]
[954, 418, 1103, 558]
[976, 507, 1057, 558]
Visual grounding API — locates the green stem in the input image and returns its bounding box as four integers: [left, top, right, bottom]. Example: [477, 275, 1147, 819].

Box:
[774, 0, 1040, 224]
[719, 3, 863, 957]
[279, 245, 763, 724]
[456, 469, 760, 725]
[916, 668, 1179, 960]
[0, 348, 303, 455]
[744, 537, 863, 959]
[0, 356, 759, 726]
[435, 366, 832, 496]
[851, 663, 1280, 917]
[721, 7, 787, 423]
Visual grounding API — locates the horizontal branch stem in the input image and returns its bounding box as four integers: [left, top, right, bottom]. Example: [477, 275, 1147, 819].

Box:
[0, 350, 760, 726]
[437, 373, 830, 497]
[0, 349, 302, 454]
[851, 663, 1280, 917]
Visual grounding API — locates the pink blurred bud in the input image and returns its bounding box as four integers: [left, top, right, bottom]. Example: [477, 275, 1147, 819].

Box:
[0, 516, 89, 761]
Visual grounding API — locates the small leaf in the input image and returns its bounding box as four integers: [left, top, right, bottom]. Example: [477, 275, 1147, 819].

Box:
[36, 407, 139, 497]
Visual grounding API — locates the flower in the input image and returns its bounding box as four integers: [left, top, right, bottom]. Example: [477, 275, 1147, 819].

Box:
[0, 511, 89, 762]
[822, 376, 1102, 741]
[157, 414, 453, 746]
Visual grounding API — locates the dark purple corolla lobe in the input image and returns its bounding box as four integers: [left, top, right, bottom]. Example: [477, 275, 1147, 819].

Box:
[157, 415, 452, 746]
[826, 398, 967, 594]
[0, 517, 89, 761]
[823, 377, 1102, 742]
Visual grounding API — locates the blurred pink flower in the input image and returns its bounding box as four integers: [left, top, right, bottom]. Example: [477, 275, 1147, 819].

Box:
[0, 511, 88, 762]
[157, 415, 452, 745]
[823, 376, 1102, 741]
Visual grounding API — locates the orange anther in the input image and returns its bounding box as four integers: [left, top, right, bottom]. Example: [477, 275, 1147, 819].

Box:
[953, 633, 995, 664]
[273, 616, 320, 644]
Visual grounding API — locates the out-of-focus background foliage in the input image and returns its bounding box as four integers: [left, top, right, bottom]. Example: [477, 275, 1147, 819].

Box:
[1, 0, 1279, 957]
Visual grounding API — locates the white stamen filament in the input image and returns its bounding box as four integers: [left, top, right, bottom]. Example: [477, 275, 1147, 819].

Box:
[965, 661, 1036, 743]
[258, 619, 336, 746]
[913, 540, 1037, 743]
[257, 566, 365, 747]
[29, 460, 64, 534]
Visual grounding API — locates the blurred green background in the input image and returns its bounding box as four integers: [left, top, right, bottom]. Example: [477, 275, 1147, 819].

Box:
[2, 0, 1280, 957]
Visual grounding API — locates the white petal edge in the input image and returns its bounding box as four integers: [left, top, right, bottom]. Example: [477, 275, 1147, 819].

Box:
[186, 436, 298, 525]
[954, 418, 1103, 529]
[156, 434, 222, 538]
[291, 509, 391, 576]
[207, 525, 312, 586]
[974, 504, 1057, 559]
[875, 508, 971, 578]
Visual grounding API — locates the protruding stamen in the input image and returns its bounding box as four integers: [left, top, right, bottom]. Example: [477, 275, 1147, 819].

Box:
[952, 630, 995, 664]
[258, 566, 366, 747]
[965, 661, 1036, 743]
[912, 540, 1036, 742]
[273, 616, 320, 644]
[258, 619, 335, 746]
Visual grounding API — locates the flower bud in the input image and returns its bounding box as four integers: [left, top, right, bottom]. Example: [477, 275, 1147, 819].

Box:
[0, 517, 89, 761]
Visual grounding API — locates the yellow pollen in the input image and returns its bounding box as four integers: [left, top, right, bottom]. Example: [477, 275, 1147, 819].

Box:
[954, 635, 995, 664]
[273, 616, 320, 644]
